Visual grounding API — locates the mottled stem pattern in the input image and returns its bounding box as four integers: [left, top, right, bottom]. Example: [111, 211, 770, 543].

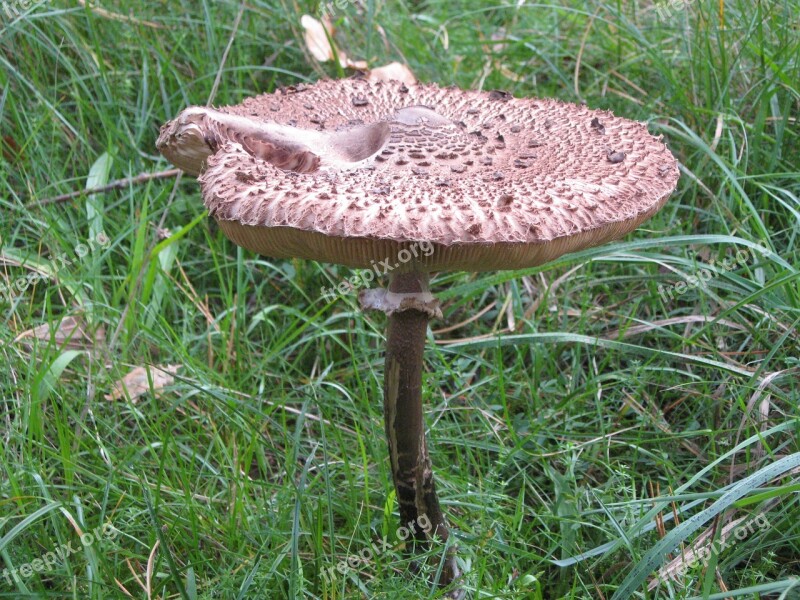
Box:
[384, 270, 460, 590]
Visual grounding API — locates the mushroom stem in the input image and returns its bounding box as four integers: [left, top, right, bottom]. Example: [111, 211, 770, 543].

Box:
[384, 270, 460, 591]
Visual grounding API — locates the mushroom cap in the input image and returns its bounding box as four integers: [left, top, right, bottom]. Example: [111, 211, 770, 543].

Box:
[156, 79, 679, 272]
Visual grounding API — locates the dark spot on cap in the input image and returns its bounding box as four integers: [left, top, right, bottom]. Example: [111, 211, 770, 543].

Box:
[278, 85, 300, 95]
[607, 150, 626, 163]
[352, 96, 369, 107]
[590, 117, 605, 134]
[489, 90, 512, 102]
[466, 223, 482, 235]
[235, 171, 256, 183]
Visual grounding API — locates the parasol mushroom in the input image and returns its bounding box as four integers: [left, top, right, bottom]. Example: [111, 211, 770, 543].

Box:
[156, 78, 680, 594]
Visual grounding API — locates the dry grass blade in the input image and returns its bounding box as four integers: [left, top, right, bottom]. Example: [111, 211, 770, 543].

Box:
[145, 539, 160, 600]
[604, 315, 748, 339]
[622, 392, 704, 459]
[76, 0, 164, 29]
[729, 367, 800, 482]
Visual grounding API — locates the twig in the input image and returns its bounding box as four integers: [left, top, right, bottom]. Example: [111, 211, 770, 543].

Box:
[31, 169, 181, 207]
[76, 0, 165, 29]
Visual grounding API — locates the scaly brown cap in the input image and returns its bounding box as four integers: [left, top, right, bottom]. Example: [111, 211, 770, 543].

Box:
[156, 79, 679, 272]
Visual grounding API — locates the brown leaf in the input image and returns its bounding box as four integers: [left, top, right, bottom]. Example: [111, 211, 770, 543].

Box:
[300, 14, 368, 69]
[105, 365, 180, 403]
[368, 62, 417, 86]
[15, 315, 105, 354]
[3, 135, 21, 163]
[301, 14, 336, 62]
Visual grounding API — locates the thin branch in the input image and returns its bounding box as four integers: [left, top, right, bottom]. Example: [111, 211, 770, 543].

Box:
[31, 169, 181, 207]
[76, 0, 165, 29]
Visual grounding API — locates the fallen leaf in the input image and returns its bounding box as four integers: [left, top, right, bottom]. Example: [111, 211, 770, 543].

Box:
[105, 364, 180, 403]
[300, 14, 368, 69]
[368, 62, 417, 86]
[301, 14, 335, 62]
[2, 135, 21, 163]
[347, 58, 369, 70]
[15, 314, 105, 354]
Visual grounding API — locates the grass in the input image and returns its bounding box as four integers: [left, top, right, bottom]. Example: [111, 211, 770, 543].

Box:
[0, 0, 798, 598]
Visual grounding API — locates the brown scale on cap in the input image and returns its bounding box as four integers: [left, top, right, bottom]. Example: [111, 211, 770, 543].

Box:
[157, 79, 680, 272]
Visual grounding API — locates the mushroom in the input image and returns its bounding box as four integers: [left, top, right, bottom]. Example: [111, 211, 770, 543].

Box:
[156, 78, 680, 594]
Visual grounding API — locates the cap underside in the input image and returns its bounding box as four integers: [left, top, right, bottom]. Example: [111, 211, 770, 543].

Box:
[216, 190, 668, 272]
